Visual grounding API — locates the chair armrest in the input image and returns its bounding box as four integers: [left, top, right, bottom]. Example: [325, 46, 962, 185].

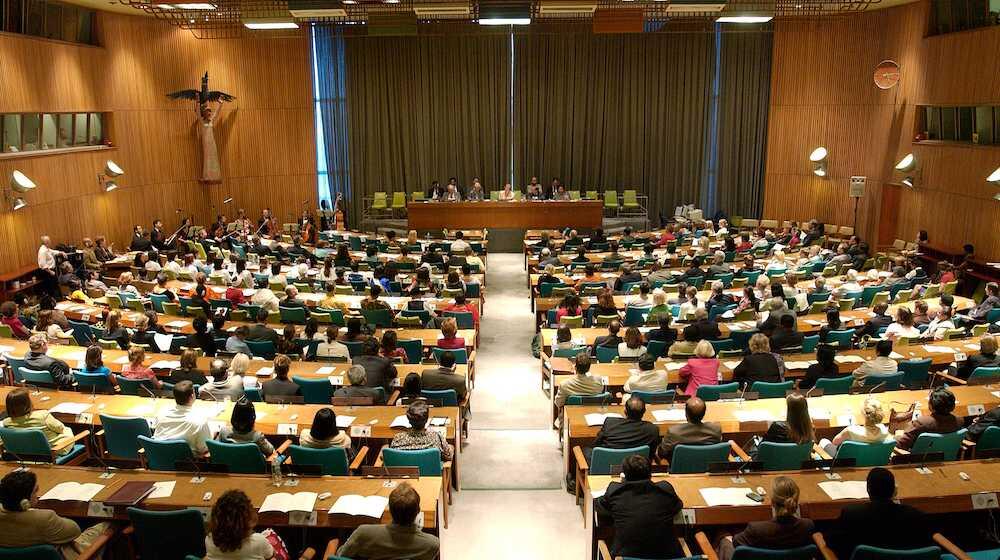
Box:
[933, 533, 972, 560]
[729, 440, 751, 462]
[373, 450, 384, 467]
[52, 430, 91, 452]
[268, 439, 293, 462]
[321, 539, 341, 560]
[387, 390, 400, 406]
[76, 524, 118, 560]
[813, 443, 832, 460]
[597, 540, 614, 560]
[893, 447, 910, 456]
[813, 532, 838, 560]
[678, 537, 694, 558]
[695, 531, 720, 560]
[96, 429, 105, 438]
[350, 446, 369, 471]
[573, 444, 589, 469]
[933, 371, 967, 385]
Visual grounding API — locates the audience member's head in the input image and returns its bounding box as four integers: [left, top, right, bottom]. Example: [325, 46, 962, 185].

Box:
[405, 400, 430, 431]
[173, 380, 196, 406]
[929, 387, 956, 415]
[624, 396, 646, 421]
[208, 490, 256, 553]
[866, 467, 896, 501]
[685, 397, 707, 423]
[875, 339, 893, 357]
[388, 482, 422, 526]
[620, 454, 651, 482]
[0, 469, 36, 512]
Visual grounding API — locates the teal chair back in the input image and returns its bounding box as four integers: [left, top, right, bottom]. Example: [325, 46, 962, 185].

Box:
[137, 436, 193, 471]
[709, 338, 735, 353]
[538, 282, 566, 297]
[595, 345, 619, 363]
[342, 340, 365, 358]
[969, 367, 1000, 383]
[0, 545, 61, 559]
[382, 448, 442, 475]
[2, 355, 26, 383]
[127, 507, 207, 560]
[205, 439, 267, 474]
[623, 307, 650, 327]
[315, 308, 346, 327]
[646, 339, 668, 358]
[100, 414, 152, 460]
[553, 347, 588, 358]
[278, 305, 307, 324]
[565, 392, 611, 405]
[697, 382, 739, 402]
[68, 319, 94, 346]
[0, 427, 57, 461]
[398, 338, 423, 364]
[590, 446, 649, 475]
[400, 309, 431, 325]
[670, 442, 732, 474]
[827, 329, 855, 348]
[287, 445, 349, 475]
[732, 545, 819, 560]
[630, 390, 676, 404]
[292, 376, 332, 404]
[976, 426, 1000, 455]
[849, 545, 941, 560]
[814, 375, 854, 395]
[19, 367, 55, 386]
[863, 371, 904, 391]
[911, 429, 966, 461]
[750, 381, 794, 398]
[74, 370, 113, 389]
[757, 441, 813, 471]
[801, 335, 819, 353]
[898, 358, 932, 388]
[834, 440, 896, 467]
[421, 389, 458, 406]
[116, 376, 158, 396]
[433, 347, 468, 364]
[443, 311, 474, 329]
[360, 308, 394, 328]
[246, 340, 276, 360]
[148, 293, 168, 313]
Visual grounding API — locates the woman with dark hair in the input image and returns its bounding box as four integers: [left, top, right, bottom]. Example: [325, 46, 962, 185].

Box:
[205, 489, 274, 560]
[166, 349, 209, 385]
[617, 326, 647, 359]
[380, 330, 408, 363]
[0, 301, 30, 339]
[191, 315, 218, 357]
[217, 398, 274, 457]
[818, 309, 842, 344]
[341, 317, 368, 343]
[303, 317, 321, 341]
[593, 287, 620, 319]
[800, 344, 839, 389]
[735, 286, 759, 314]
[334, 244, 352, 268]
[763, 393, 815, 445]
[895, 387, 961, 450]
[300, 407, 352, 451]
[81, 345, 112, 382]
[102, 310, 130, 350]
[1, 388, 73, 454]
[399, 372, 423, 403]
[555, 293, 584, 323]
[275, 324, 300, 357]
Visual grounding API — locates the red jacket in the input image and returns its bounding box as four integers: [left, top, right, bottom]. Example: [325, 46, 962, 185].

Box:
[225, 287, 247, 305]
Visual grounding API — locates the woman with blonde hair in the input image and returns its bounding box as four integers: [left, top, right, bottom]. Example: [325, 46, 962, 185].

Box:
[119, 346, 161, 388]
[819, 398, 893, 455]
[884, 307, 920, 341]
[718, 477, 815, 560]
[678, 340, 719, 396]
[766, 250, 787, 271]
[117, 271, 140, 296]
[764, 393, 814, 445]
[733, 333, 783, 387]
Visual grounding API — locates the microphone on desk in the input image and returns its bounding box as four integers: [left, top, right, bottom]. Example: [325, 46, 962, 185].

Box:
[20, 381, 40, 396]
[87, 412, 115, 479]
[141, 385, 158, 399]
[804, 385, 818, 399]
[867, 382, 885, 395]
[201, 390, 218, 401]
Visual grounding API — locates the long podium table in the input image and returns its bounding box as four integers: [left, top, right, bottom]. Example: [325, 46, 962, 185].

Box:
[407, 200, 604, 230]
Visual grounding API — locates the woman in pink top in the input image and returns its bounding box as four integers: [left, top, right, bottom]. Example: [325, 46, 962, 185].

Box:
[436, 318, 466, 350]
[678, 340, 720, 396]
[554, 293, 584, 324]
[118, 346, 162, 388]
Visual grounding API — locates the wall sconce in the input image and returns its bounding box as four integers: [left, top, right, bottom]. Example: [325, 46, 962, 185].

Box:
[894, 153, 919, 187]
[988, 166, 1000, 187]
[98, 160, 124, 192]
[809, 147, 828, 177]
[7, 170, 35, 211]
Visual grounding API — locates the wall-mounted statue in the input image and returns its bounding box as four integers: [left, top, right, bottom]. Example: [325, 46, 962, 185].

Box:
[167, 72, 236, 184]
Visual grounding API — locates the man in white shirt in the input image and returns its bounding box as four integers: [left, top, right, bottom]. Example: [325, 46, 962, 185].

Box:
[163, 259, 183, 275]
[925, 306, 955, 340]
[316, 326, 350, 360]
[153, 381, 212, 455]
[449, 231, 471, 254]
[37, 236, 64, 297]
[251, 285, 280, 313]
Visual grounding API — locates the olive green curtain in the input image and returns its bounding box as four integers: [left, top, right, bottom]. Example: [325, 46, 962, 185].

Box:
[341, 28, 512, 224]
[512, 27, 714, 221]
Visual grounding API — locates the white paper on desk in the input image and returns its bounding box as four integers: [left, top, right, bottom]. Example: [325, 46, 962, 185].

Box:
[255, 367, 274, 377]
[818, 480, 869, 500]
[652, 409, 686, 422]
[721, 309, 736, 320]
[151, 360, 181, 370]
[336, 415, 356, 428]
[166, 321, 188, 329]
[584, 413, 623, 427]
[39, 482, 105, 502]
[804, 319, 823, 326]
[966, 344, 981, 351]
[723, 361, 741, 369]
[889, 352, 905, 360]
[784, 361, 811, 370]
[834, 355, 866, 364]
[591, 487, 607, 500]
[390, 415, 412, 429]
[316, 366, 336, 375]
[242, 377, 259, 390]
[329, 495, 388, 518]
[733, 410, 773, 423]
[700, 487, 757, 507]
[0, 345, 14, 354]
[49, 402, 92, 415]
[149, 481, 176, 499]
[665, 362, 685, 371]
[260, 492, 318, 513]
[922, 345, 954, 354]
[113, 356, 130, 365]
[153, 334, 173, 353]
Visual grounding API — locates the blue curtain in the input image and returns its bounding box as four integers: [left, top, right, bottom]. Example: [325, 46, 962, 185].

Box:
[312, 26, 351, 220]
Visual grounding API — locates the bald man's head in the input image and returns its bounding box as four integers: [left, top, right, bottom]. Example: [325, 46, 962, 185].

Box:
[624, 396, 646, 420]
[686, 397, 707, 423]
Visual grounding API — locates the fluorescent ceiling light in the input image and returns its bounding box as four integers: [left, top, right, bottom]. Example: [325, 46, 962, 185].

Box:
[243, 19, 300, 29]
[157, 3, 176, 8]
[480, 17, 531, 24]
[808, 146, 828, 162]
[717, 15, 772, 22]
[987, 166, 1000, 185]
[11, 170, 36, 192]
[175, 2, 215, 9]
[895, 153, 916, 171]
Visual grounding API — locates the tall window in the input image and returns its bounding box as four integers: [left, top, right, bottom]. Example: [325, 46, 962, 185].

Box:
[311, 25, 351, 207]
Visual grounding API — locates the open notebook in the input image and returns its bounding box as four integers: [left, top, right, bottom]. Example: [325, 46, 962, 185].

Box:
[259, 492, 318, 513]
[329, 495, 389, 519]
[39, 482, 105, 502]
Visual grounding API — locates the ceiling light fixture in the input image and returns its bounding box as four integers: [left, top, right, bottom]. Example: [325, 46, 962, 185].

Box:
[716, 14, 773, 22]
[479, 3, 531, 25]
[175, 2, 215, 9]
[243, 17, 299, 29]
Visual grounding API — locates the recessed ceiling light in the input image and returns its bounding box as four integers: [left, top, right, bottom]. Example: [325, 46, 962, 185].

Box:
[175, 2, 215, 8]
[716, 15, 773, 23]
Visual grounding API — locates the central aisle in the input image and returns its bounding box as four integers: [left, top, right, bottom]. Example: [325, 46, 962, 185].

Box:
[439, 253, 588, 559]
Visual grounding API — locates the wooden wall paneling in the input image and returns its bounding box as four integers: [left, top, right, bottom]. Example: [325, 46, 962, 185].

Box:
[0, 13, 316, 274]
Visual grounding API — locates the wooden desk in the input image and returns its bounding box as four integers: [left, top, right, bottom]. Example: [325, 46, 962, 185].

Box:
[0, 463, 441, 530]
[408, 201, 604, 230]
[584, 460, 1000, 558]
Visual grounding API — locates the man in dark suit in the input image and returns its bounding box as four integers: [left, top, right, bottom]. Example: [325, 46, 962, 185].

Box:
[419, 351, 467, 402]
[245, 308, 279, 344]
[656, 397, 723, 461]
[587, 397, 660, 461]
[770, 313, 804, 351]
[690, 309, 722, 341]
[351, 338, 397, 395]
[826, 467, 930, 558]
[595, 455, 684, 560]
[594, 321, 624, 349]
[281, 286, 307, 309]
[855, 302, 892, 339]
[614, 265, 643, 293]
